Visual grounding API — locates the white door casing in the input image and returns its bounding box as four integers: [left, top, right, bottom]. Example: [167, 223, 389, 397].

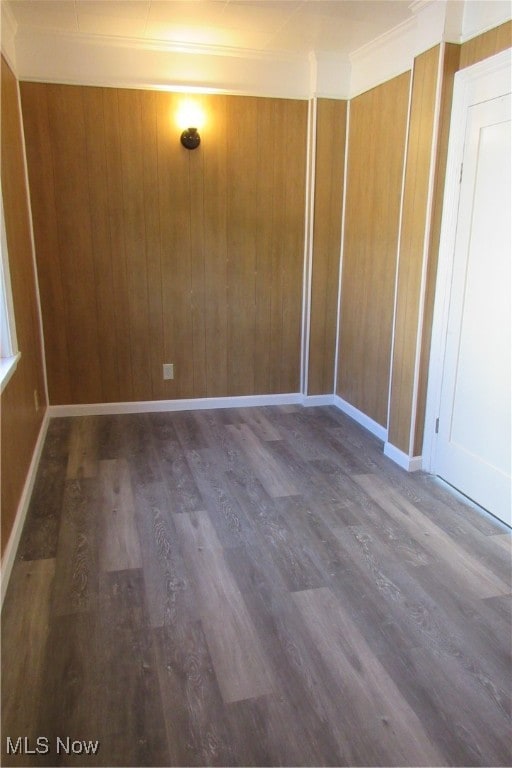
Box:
[424, 48, 512, 526]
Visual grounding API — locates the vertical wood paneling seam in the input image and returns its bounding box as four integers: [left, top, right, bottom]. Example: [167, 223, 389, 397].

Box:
[15, 78, 48, 406]
[141, 91, 154, 399]
[155, 97, 165, 401]
[320, 122, 333, 391]
[140, 94, 153, 398]
[255, 99, 272, 395]
[187, 151, 195, 395]
[48, 86, 74, 403]
[81, 88, 105, 404]
[302, 97, 317, 395]
[385, 70, 414, 435]
[100, 89, 121, 400]
[408, 44, 445, 456]
[222, 98, 229, 397]
[279, 106, 286, 394]
[116, 90, 135, 399]
[333, 100, 350, 395]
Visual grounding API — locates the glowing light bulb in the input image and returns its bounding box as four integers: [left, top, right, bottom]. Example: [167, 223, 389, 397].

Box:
[176, 99, 205, 131]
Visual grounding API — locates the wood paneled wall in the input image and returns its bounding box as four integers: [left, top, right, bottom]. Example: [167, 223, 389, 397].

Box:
[308, 99, 346, 395]
[340, 21, 511, 455]
[20, 84, 307, 405]
[1, 56, 46, 556]
[459, 20, 512, 70]
[336, 73, 410, 427]
[388, 46, 441, 453]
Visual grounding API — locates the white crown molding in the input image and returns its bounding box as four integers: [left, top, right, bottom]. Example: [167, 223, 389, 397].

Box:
[409, 0, 436, 13]
[8, 2, 510, 101]
[313, 51, 351, 99]
[350, 15, 417, 66]
[443, 0, 465, 44]
[16, 26, 305, 63]
[349, 0, 453, 98]
[349, 15, 417, 97]
[14, 28, 311, 98]
[460, 1, 511, 43]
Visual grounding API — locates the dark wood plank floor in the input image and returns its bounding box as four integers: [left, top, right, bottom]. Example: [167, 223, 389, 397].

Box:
[2, 405, 511, 767]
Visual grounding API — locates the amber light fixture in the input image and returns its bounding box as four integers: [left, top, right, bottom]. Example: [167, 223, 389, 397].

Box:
[177, 99, 204, 150]
[180, 126, 200, 149]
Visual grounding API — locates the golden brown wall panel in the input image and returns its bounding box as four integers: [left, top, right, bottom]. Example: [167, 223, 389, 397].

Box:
[388, 46, 441, 454]
[1, 57, 46, 555]
[20, 85, 307, 404]
[459, 20, 512, 70]
[337, 73, 410, 427]
[308, 99, 347, 395]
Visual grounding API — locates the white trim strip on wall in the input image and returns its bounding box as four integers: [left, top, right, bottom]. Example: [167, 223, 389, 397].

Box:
[16, 77, 49, 407]
[303, 394, 336, 407]
[49, 392, 306, 417]
[52, 392, 417, 421]
[1, 411, 49, 607]
[332, 98, 350, 396]
[301, 95, 318, 396]
[48, 392, 391, 440]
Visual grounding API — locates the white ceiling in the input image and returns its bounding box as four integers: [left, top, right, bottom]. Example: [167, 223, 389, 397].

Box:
[6, 0, 415, 58]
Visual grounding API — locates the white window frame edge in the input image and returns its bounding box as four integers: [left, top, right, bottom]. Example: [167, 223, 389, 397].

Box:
[0, 187, 21, 392]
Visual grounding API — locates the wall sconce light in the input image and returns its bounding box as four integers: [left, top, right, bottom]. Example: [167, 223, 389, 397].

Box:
[177, 99, 204, 150]
[181, 126, 200, 150]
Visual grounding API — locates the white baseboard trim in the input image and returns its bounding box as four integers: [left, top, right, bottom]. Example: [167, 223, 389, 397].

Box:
[332, 395, 388, 442]
[384, 441, 423, 472]
[1, 409, 50, 607]
[49, 392, 306, 418]
[302, 394, 336, 407]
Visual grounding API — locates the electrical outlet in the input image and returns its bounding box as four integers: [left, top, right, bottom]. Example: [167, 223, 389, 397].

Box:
[163, 363, 174, 380]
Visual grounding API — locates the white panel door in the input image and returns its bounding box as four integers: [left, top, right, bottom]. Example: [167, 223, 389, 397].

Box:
[436, 92, 511, 525]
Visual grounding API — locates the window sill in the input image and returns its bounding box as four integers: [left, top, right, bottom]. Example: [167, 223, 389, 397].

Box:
[0, 351, 21, 393]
